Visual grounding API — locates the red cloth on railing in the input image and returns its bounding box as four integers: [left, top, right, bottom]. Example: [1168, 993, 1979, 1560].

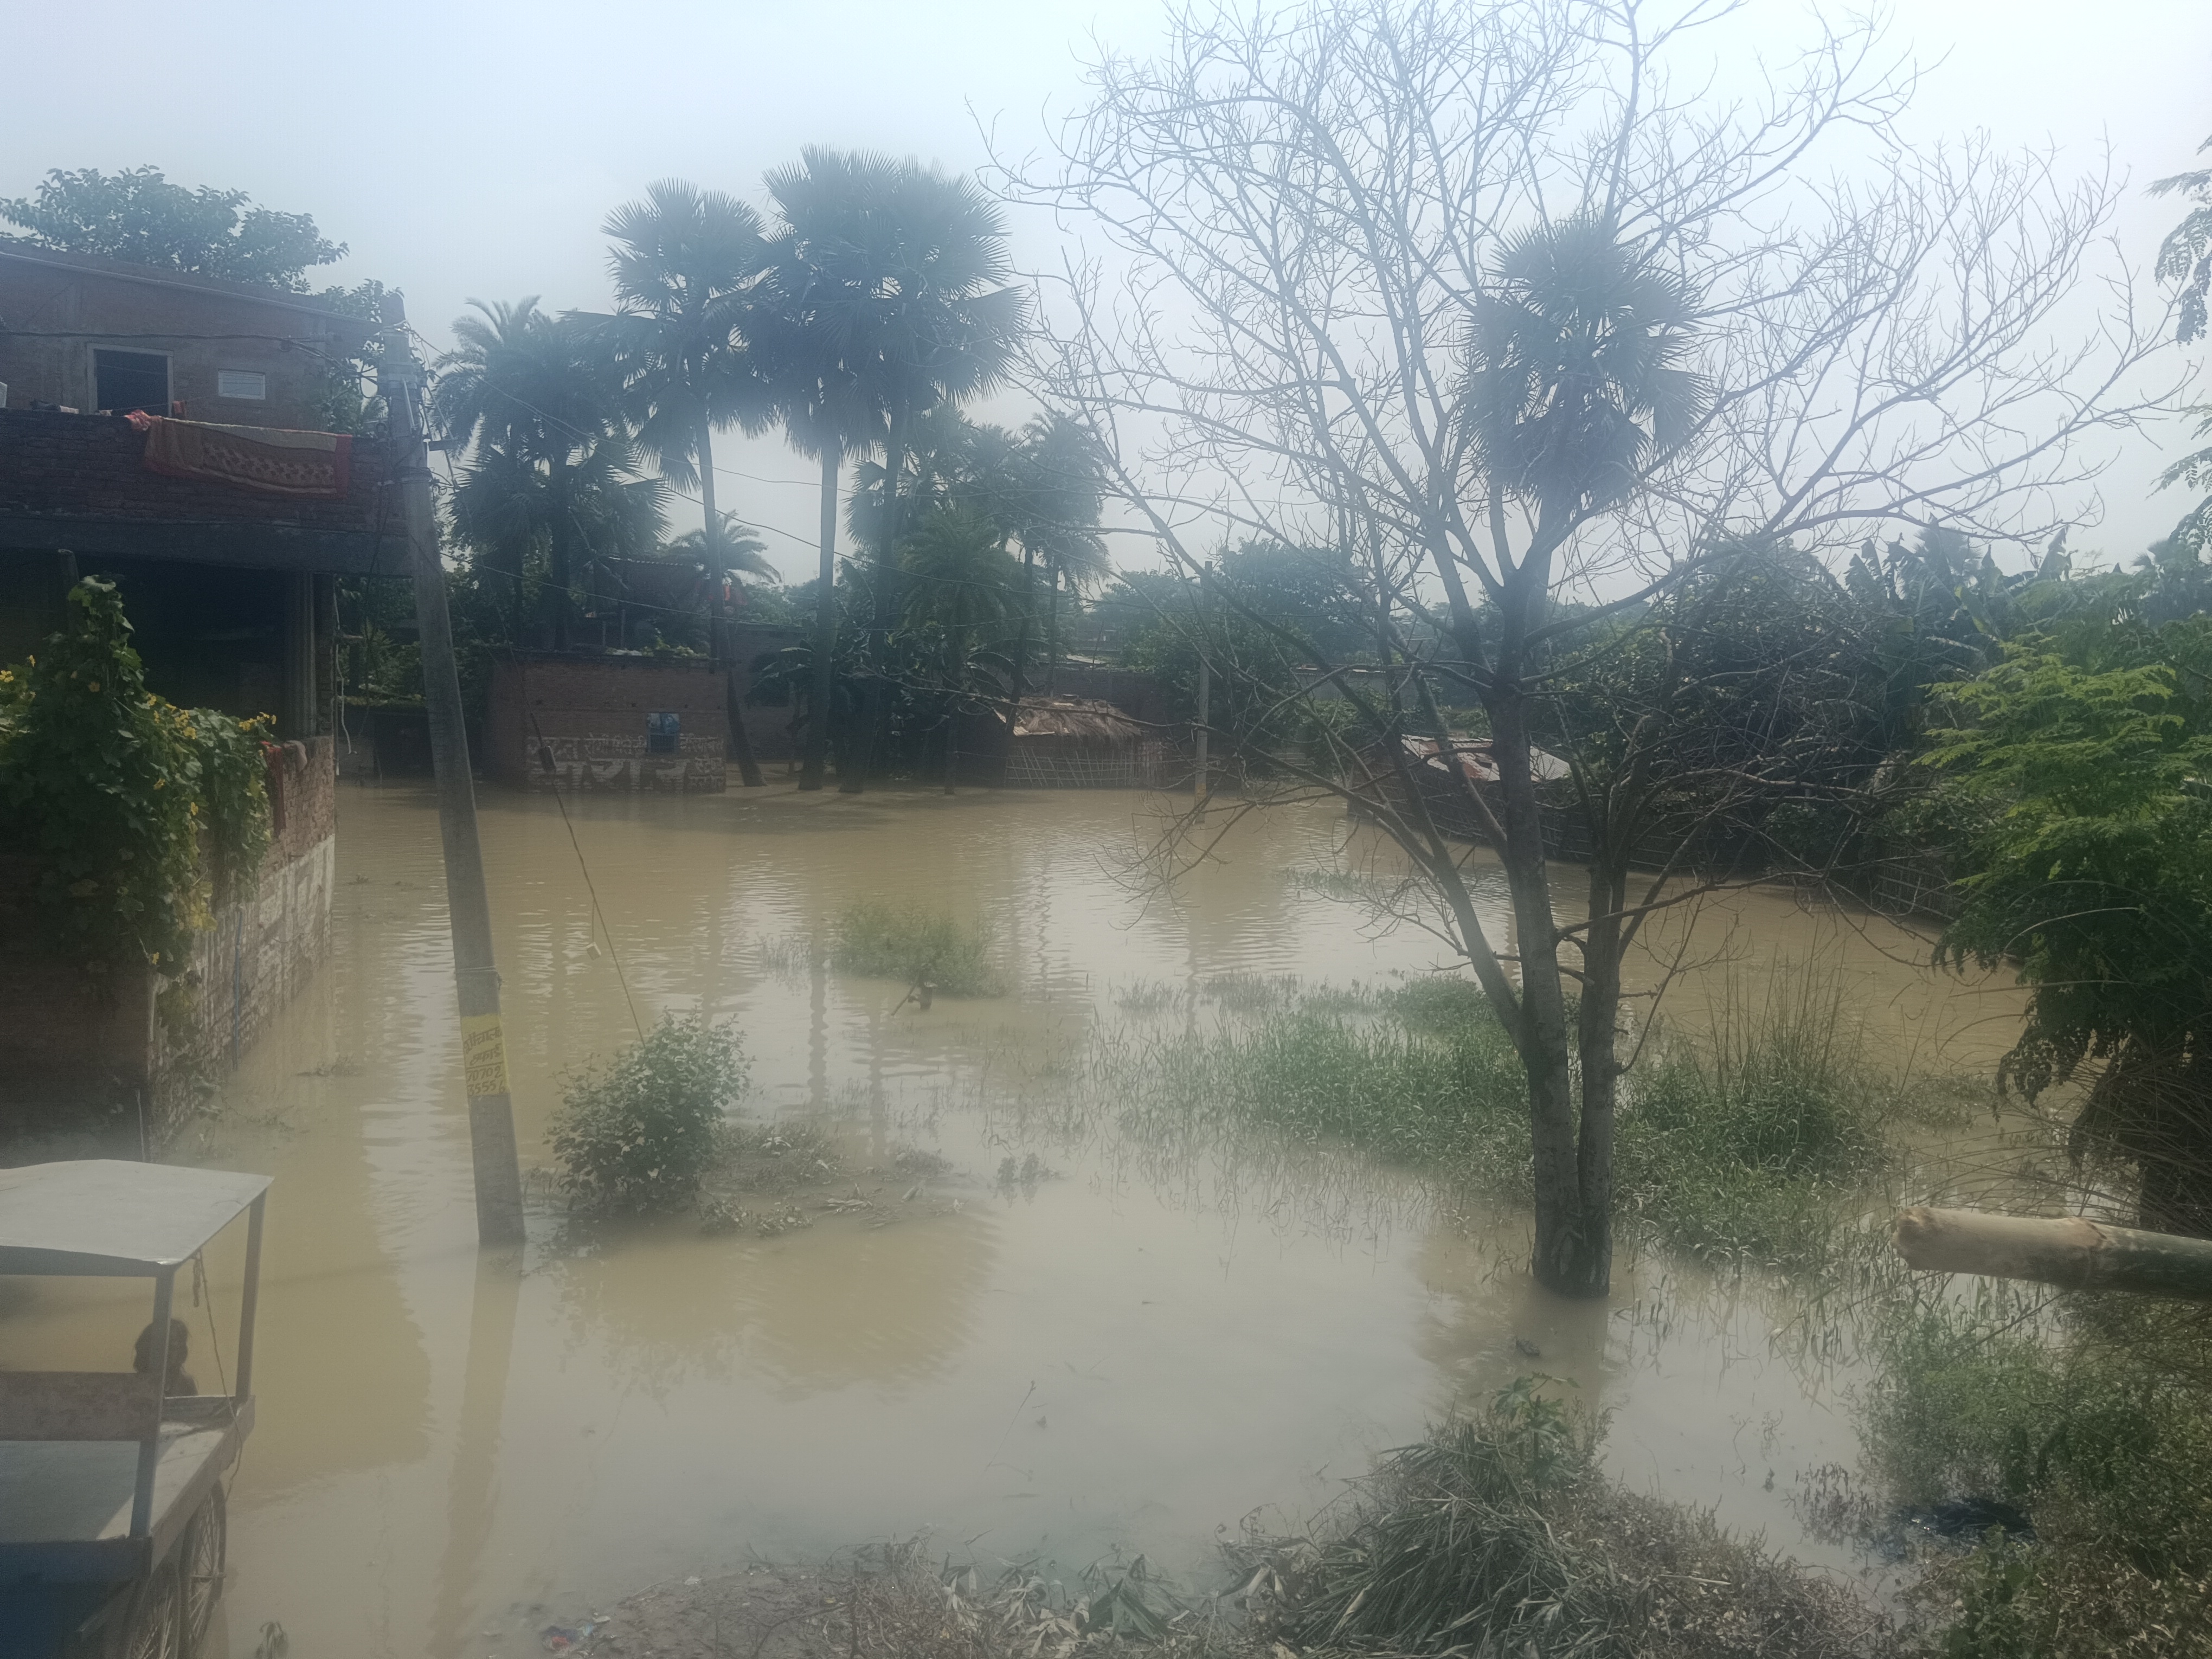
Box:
[124, 410, 351, 499]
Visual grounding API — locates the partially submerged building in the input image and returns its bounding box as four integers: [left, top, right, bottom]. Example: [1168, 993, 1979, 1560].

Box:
[0, 246, 399, 1140]
[1004, 697, 1171, 788]
[486, 653, 731, 791]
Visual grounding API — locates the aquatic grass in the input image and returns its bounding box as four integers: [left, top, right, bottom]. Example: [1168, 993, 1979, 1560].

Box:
[1864, 1293, 2212, 1655]
[1241, 1379, 1892, 1659]
[1096, 966, 1904, 1276]
[1101, 1000, 1526, 1175]
[1613, 968, 1897, 1273]
[831, 902, 1008, 998]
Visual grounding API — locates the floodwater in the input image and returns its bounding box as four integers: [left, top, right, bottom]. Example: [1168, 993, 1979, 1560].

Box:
[0, 784, 2021, 1656]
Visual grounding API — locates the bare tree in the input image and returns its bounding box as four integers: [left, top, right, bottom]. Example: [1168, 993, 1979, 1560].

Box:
[1002, 0, 2179, 1295]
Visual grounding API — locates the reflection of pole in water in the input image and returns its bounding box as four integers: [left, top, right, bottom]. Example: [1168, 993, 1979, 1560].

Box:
[868, 999, 887, 1163]
[427, 1250, 522, 1659]
[809, 929, 828, 1112]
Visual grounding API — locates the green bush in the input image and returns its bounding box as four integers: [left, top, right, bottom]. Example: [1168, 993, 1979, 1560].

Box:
[550, 1014, 749, 1211]
[1248, 1380, 1887, 1659]
[1867, 1297, 2212, 1657]
[831, 903, 1006, 997]
[0, 577, 271, 968]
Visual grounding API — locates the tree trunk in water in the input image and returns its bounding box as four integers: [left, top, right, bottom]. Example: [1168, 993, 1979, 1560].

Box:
[1475, 524, 1610, 1298]
[800, 449, 839, 792]
[550, 516, 572, 651]
[698, 422, 764, 788]
[1488, 685, 1594, 1294]
[1573, 855, 1629, 1295]
[1012, 546, 1035, 705]
[843, 421, 904, 795]
[1046, 567, 1062, 696]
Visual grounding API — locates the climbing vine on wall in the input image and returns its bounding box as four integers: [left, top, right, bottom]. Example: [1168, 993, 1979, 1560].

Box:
[0, 577, 272, 968]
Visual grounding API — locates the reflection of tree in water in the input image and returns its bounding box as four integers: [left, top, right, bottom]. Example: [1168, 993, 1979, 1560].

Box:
[1410, 1223, 1613, 1414]
[547, 1209, 999, 1399]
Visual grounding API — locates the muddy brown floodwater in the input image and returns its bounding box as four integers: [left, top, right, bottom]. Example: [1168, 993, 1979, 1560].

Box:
[0, 783, 2022, 1657]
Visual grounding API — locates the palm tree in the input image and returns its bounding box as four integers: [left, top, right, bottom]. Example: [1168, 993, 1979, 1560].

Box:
[992, 416, 1109, 698]
[748, 230, 878, 792]
[434, 299, 663, 647]
[592, 180, 776, 783]
[897, 507, 1021, 790]
[760, 147, 1027, 793]
[1453, 215, 1709, 1297]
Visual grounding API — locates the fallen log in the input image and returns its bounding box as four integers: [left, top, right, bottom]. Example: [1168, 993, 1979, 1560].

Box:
[1893, 1206, 2212, 1302]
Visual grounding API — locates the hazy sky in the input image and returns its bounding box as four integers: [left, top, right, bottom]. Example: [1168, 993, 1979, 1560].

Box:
[7, 0, 2208, 580]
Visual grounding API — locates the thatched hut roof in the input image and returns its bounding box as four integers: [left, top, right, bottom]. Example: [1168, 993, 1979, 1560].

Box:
[1011, 697, 1147, 743]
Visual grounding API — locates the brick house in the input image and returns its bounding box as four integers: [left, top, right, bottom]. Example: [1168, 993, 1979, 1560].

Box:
[0, 249, 402, 1142]
[487, 653, 732, 791]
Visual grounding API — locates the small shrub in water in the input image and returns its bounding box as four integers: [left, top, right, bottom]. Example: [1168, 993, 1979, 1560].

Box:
[1250, 1379, 1886, 1659]
[831, 903, 1006, 998]
[551, 1013, 749, 1211]
[1867, 1296, 2212, 1656]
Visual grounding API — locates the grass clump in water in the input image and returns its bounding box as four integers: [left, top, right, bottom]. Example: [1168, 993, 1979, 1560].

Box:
[1242, 1378, 1891, 1658]
[1614, 973, 1891, 1272]
[1110, 967, 1899, 1274]
[550, 1013, 749, 1212]
[831, 902, 1007, 997]
[1863, 1295, 2212, 1656]
[1116, 999, 1524, 1176]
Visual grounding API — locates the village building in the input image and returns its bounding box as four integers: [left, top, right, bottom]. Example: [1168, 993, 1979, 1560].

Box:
[1004, 696, 1172, 788]
[486, 653, 734, 792]
[0, 244, 400, 1141]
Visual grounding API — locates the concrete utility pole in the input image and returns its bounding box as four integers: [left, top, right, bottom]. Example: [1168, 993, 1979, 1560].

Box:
[379, 297, 526, 1246]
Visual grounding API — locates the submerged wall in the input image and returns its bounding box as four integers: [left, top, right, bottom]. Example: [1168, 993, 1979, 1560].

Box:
[0, 738, 336, 1146]
[487, 654, 729, 792]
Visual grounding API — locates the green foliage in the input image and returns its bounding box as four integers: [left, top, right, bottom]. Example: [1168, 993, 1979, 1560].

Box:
[1612, 972, 1892, 1270]
[1276, 1381, 1615, 1657]
[830, 903, 1007, 997]
[550, 1013, 750, 1211]
[1106, 972, 1895, 1274]
[1213, 539, 1376, 663]
[1924, 633, 2212, 1228]
[0, 579, 269, 967]
[2153, 128, 2212, 346]
[1252, 1381, 1885, 1659]
[1, 165, 346, 291]
[435, 299, 667, 649]
[1868, 1297, 2212, 1657]
[1124, 601, 1336, 771]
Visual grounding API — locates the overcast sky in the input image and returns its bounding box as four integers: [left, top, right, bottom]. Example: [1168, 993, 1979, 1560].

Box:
[7, 0, 2208, 581]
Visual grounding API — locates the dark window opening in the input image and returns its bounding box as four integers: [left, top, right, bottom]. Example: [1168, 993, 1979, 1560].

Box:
[646, 711, 680, 755]
[93, 349, 170, 414]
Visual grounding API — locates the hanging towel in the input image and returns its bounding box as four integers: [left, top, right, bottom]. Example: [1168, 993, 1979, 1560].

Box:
[125, 410, 352, 499]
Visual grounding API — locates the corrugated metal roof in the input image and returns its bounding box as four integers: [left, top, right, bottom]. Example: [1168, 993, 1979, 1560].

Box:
[1401, 734, 1572, 782]
[1012, 697, 1146, 742]
[0, 1161, 269, 1276]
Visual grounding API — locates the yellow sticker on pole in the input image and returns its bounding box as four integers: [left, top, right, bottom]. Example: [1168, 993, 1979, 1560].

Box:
[460, 1012, 511, 1099]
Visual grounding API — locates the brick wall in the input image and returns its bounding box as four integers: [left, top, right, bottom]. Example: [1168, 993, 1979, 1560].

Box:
[0, 739, 336, 1145]
[487, 655, 729, 792]
[0, 252, 366, 430]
